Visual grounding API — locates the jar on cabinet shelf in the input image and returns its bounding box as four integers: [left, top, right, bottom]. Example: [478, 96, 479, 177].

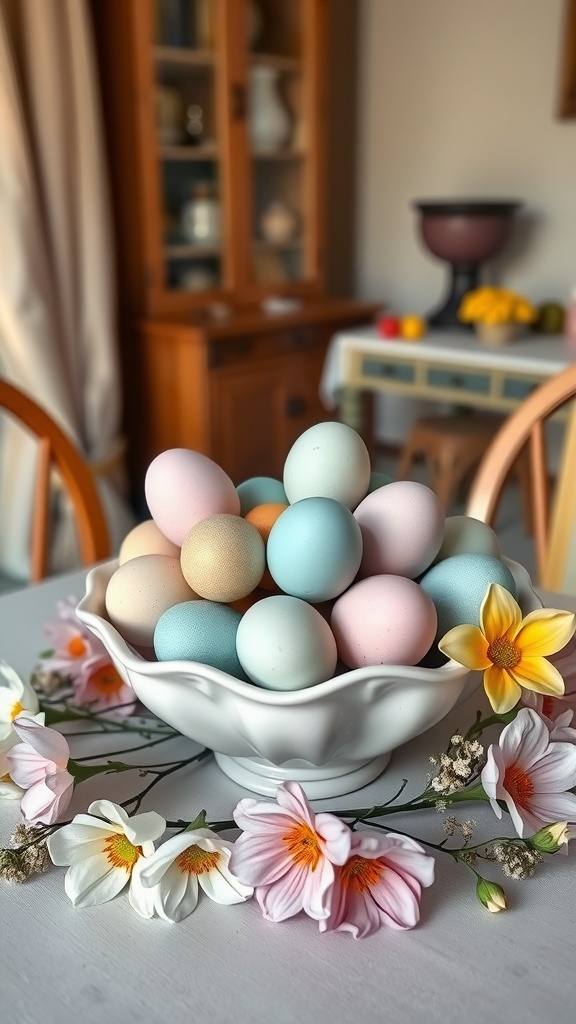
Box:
[180, 182, 221, 245]
[260, 200, 298, 243]
[248, 65, 292, 152]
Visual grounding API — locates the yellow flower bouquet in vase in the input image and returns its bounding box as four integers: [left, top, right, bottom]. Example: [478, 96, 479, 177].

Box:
[458, 287, 536, 345]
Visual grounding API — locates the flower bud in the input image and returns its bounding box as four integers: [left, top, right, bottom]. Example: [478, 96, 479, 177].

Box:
[476, 877, 508, 913]
[529, 822, 571, 854]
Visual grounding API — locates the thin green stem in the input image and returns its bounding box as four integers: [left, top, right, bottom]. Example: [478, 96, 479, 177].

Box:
[121, 748, 212, 814]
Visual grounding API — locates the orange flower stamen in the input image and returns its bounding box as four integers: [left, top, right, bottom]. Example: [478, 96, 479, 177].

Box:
[103, 833, 140, 871]
[487, 637, 521, 670]
[67, 635, 88, 658]
[10, 701, 24, 720]
[340, 855, 383, 893]
[503, 764, 534, 808]
[176, 846, 221, 876]
[88, 663, 124, 697]
[283, 822, 321, 870]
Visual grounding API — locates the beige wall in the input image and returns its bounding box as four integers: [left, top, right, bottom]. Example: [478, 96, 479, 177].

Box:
[356, 0, 576, 314]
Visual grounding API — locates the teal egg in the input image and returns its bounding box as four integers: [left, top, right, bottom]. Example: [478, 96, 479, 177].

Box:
[419, 553, 516, 640]
[267, 496, 363, 602]
[154, 600, 247, 679]
[236, 476, 287, 516]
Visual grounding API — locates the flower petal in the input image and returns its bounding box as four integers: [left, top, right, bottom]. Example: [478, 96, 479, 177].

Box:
[64, 854, 130, 907]
[156, 864, 199, 922]
[480, 584, 521, 642]
[11, 718, 70, 767]
[301, 855, 336, 920]
[199, 854, 253, 904]
[315, 812, 352, 866]
[233, 796, 300, 835]
[515, 610, 576, 657]
[438, 625, 490, 669]
[228, 830, 294, 887]
[509, 658, 565, 699]
[483, 664, 521, 714]
[256, 863, 309, 922]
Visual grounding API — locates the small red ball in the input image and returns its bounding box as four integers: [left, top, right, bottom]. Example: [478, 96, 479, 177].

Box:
[378, 316, 400, 338]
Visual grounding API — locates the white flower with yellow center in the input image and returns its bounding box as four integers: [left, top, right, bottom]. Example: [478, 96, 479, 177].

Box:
[47, 799, 166, 908]
[131, 827, 254, 923]
[0, 662, 40, 762]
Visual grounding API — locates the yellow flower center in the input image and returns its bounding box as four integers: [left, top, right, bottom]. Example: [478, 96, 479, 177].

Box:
[503, 764, 534, 808]
[67, 635, 88, 658]
[176, 845, 221, 876]
[283, 822, 321, 871]
[10, 701, 24, 720]
[88, 663, 124, 696]
[340, 855, 383, 893]
[103, 832, 141, 871]
[487, 636, 521, 670]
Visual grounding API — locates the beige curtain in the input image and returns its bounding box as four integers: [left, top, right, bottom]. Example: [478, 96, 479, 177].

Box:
[0, 0, 134, 580]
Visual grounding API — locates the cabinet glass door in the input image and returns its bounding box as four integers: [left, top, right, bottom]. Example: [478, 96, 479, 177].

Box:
[246, 0, 318, 290]
[153, 0, 225, 297]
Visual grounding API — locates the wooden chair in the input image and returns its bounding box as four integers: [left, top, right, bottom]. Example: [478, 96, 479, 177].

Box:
[397, 412, 532, 531]
[0, 379, 110, 581]
[466, 364, 576, 592]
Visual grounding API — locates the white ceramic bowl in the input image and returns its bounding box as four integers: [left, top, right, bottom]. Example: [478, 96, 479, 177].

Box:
[77, 558, 539, 798]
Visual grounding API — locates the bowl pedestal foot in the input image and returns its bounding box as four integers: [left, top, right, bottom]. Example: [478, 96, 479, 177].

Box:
[214, 752, 392, 798]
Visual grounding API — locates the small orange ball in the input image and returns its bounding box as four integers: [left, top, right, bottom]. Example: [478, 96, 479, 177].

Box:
[245, 502, 288, 591]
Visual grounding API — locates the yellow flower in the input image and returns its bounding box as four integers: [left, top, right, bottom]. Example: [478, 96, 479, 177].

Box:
[457, 287, 536, 326]
[438, 584, 576, 714]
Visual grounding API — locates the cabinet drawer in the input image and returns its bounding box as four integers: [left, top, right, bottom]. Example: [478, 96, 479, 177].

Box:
[426, 367, 490, 394]
[361, 359, 415, 383]
[502, 377, 539, 401]
[209, 326, 327, 368]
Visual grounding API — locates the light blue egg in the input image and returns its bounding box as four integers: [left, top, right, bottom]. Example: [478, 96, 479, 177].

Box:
[267, 496, 363, 602]
[419, 553, 516, 640]
[154, 600, 247, 679]
[236, 476, 287, 516]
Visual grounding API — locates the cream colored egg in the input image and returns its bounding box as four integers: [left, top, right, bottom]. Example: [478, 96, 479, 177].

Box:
[105, 554, 197, 647]
[119, 519, 180, 564]
[180, 513, 265, 603]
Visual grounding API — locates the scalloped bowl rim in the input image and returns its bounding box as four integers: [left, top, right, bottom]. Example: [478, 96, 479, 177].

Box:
[77, 556, 539, 705]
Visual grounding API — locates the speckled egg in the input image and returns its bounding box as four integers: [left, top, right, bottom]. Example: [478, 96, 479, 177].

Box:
[236, 476, 287, 516]
[236, 595, 338, 690]
[119, 519, 180, 564]
[267, 496, 363, 602]
[180, 513, 265, 603]
[419, 553, 517, 640]
[145, 448, 240, 546]
[433, 515, 501, 564]
[331, 575, 437, 669]
[154, 600, 246, 678]
[283, 421, 371, 510]
[354, 480, 445, 579]
[105, 554, 197, 647]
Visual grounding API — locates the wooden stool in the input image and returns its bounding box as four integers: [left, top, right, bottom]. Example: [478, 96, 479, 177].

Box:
[397, 413, 532, 531]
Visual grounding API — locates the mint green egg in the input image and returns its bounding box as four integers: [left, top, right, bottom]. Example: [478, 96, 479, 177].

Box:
[236, 476, 287, 516]
[419, 553, 516, 641]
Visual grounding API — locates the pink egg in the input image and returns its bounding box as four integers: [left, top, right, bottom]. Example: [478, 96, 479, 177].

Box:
[145, 448, 240, 546]
[330, 575, 437, 668]
[354, 481, 444, 578]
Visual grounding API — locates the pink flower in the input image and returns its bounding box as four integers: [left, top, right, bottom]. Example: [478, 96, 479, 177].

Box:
[230, 781, 352, 923]
[521, 691, 576, 743]
[481, 707, 576, 838]
[75, 653, 136, 716]
[7, 716, 74, 824]
[42, 596, 105, 682]
[320, 831, 435, 938]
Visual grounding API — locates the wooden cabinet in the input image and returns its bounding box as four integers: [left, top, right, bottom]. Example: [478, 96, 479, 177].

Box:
[90, 1, 378, 493]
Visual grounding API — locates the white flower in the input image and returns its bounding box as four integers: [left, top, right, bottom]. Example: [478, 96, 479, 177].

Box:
[0, 662, 40, 751]
[132, 827, 253, 923]
[47, 799, 166, 908]
[481, 708, 576, 838]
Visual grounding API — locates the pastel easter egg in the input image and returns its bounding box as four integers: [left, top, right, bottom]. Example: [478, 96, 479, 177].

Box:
[145, 448, 240, 546]
[236, 595, 337, 690]
[154, 600, 246, 678]
[283, 421, 371, 510]
[330, 575, 437, 669]
[236, 476, 287, 516]
[267, 496, 363, 602]
[180, 513, 265, 603]
[119, 519, 180, 564]
[433, 515, 501, 564]
[105, 554, 197, 647]
[419, 553, 516, 641]
[354, 480, 444, 578]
